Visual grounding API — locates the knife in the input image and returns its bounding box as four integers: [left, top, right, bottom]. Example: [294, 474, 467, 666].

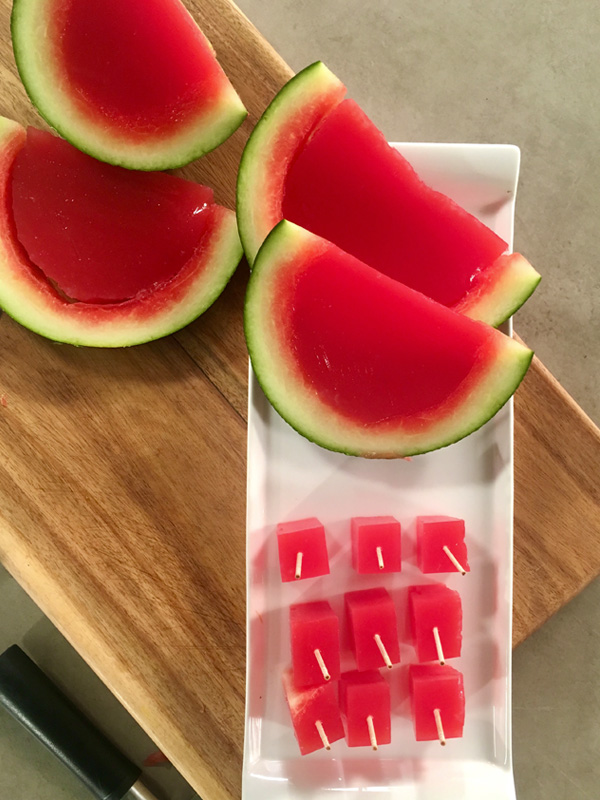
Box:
[0, 645, 160, 800]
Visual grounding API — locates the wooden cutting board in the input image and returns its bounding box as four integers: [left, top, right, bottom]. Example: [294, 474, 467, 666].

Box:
[0, 1, 598, 798]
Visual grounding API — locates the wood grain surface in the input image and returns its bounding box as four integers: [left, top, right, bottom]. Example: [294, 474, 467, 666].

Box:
[0, 1, 598, 798]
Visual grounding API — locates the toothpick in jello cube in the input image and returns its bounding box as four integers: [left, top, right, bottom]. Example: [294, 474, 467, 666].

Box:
[277, 517, 330, 582]
[340, 670, 391, 749]
[351, 516, 401, 574]
[416, 516, 469, 575]
[290, 601, 341, 686]
[282, 668, 344, 755]
[345, 587, 400, 671]
[409, 664, 465, 744]
[408, 584, 462, 664]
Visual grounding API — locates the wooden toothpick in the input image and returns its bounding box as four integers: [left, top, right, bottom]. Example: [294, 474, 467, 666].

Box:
[295, 551, 303, 579]
[314, 648, 331, 680]
[367, 715, 378, 750]
[433, 626, 445, 665]
[433, 708, 446, 746]
[376, 546, 384, 570]
[442, 545, 466, 575]
[374, 633, 393, 669]
[315, 719, 331, 750]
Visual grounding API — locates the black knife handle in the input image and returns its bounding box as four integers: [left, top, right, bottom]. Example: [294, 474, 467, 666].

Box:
[0, 645, 141, 800]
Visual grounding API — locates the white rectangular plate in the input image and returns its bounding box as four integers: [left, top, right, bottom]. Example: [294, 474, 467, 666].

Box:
[243, 143, 520, 800]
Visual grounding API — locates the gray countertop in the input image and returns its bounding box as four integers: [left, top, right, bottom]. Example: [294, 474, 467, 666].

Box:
[1, 1, 598, 798]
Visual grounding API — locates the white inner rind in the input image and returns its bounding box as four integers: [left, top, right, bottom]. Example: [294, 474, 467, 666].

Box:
[236, 61, 345, 263]
[12, 0, 247, 170]
[245, 221, 534, 458]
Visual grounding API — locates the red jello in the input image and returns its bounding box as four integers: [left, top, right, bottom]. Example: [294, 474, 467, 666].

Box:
[345, 588, 400, 671]
[282, 668, 344, 755]
[277, 517, 330, 582]
[58, 0, 235, 135]
[282, 98, 508, 309]
[340, 670, 391, 748]
[290, 601, 340, 687]
[409, 664, 465, 742]
[409, 584, 462, 663]
[11, 127, 216, 303]
[416, 516, 470, 574]
[351, 516, 401, 574]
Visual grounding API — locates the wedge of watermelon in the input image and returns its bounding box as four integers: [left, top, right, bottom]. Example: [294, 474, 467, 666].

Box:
[0, 118, 242, 347]
[237, 63, 540, 327]
[244, 221, 533, 458]
[11, 0, 247, 170]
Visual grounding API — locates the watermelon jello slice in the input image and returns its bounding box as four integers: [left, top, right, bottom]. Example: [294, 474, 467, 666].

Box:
[0, 118, 241, 347]
[237, 62, 540, 327]
[11, 0, 247, 170]
[244, 221, 533, 458]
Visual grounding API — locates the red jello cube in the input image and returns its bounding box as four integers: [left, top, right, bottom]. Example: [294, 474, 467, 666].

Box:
[282, 668, 344, 755]
[409, 664, 465, 742]
[290, 601, 340, 686]
[277, 517, 330, 582]
[416, 516, 470, 574]
[408, 584, 462, 663]
[345, 588, 400, 671]
[340, 670, 391, 748]
[351, 516, 402, 574]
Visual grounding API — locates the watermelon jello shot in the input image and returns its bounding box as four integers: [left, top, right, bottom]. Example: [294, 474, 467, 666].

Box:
[277, 517, 330, 582]
[351, 516, 402, 574]
[409, 664, 465, 744]
[416, 516, 469, 575]
[408, 584, 462, 664]
[345, 587, 400, 671]
[282, 668, 344, 754]
[340, 670, 391, 749]
[290, 601, 341, 686]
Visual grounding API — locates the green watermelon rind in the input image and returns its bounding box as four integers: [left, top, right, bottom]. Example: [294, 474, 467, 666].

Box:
[0, 217, 243, 347]
[236, 61, 346, 264]
[0, 116, 243, 347]
[245, 220, 534, 459]
[11, 0, 248, 171]
[459, 254, 542, 328]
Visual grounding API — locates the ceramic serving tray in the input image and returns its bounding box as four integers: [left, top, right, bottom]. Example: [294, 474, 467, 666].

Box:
[243, 143, 520, 800]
